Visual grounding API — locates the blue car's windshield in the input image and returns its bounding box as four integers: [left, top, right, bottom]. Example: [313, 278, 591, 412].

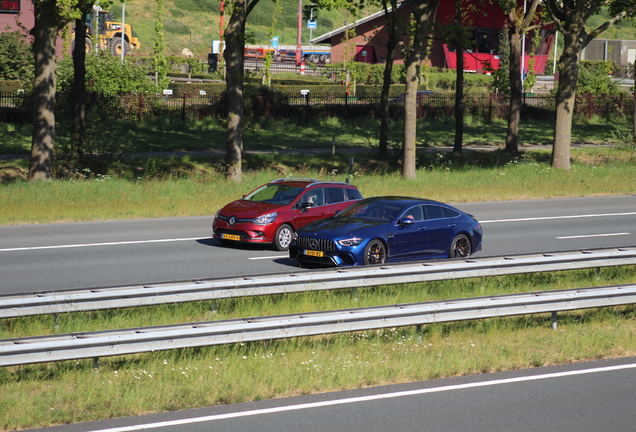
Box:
[339, 201, 403, 222]
[244, 184, 303, 205]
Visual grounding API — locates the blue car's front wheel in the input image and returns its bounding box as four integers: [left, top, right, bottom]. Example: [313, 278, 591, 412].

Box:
[364, 240, 386, 265]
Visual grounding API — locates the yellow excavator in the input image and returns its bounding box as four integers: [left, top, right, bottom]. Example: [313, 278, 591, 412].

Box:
[82, 9, 141, 56]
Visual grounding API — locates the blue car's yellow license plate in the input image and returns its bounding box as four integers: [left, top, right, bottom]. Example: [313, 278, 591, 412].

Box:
[304, 249, 324, 257]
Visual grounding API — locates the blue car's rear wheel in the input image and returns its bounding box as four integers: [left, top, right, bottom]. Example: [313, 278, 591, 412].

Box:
[364, 240, 386, 265]
[450, 234, 471, 258]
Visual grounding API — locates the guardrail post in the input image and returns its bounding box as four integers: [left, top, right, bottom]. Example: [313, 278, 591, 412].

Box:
[551, 311, 558, 330]
[93, 357, 100, 369]
[416, 324, 423, 342]
[211, 300, 217, 314]
[351, 287, 358, 301]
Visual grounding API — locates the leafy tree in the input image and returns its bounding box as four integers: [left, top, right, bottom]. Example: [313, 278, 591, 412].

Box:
[494, 0, 542, 155]
[374, 0, 405, 158]
[223, 0, 363, 182]
[0, 29, 33, 81]
[543, 0, 636, 170]
[439, 0, 476, 156]
[492, 25, 511, 95]
[262, 0, 282, 87]
[71, 1, 96, 162]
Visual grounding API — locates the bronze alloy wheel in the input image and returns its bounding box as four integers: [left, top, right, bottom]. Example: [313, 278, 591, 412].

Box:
[364, 239, 386, 265]
[450, 234, 471, 258]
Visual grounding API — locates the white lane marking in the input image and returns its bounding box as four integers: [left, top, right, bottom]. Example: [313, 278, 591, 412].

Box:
[249, 255, 288, 260]
[87, 362, 636, 432]
[3, 212, 634, 253]
[0, 237, 206, 252]
[480, 211, 636, 224]
[557, 233, 630, 239]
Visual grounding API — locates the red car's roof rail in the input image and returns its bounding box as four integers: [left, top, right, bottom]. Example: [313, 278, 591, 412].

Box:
[271, 178, 319, 183]
[271, 178, 356, 188]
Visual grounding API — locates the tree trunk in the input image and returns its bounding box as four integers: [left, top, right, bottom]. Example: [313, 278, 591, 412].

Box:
[72, 14, 88, 161]
[452, 0, 464, 156]
[403, 59, 418, 179]
[498, 0, 540, 155]
[505, 25, 523, 155]
[453, 48, 464, 155]
[223, 0, 249, 182]
[633, 61, 636, 144]
[378, 0, 400, 159]
[552, 32, 582, 170]
[402, 0, 440, 179]
[29, 4, 62, 181]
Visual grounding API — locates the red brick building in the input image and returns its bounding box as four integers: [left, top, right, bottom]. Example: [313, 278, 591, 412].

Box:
[312, 0, 554, 74]
[1, 0, 68, 57]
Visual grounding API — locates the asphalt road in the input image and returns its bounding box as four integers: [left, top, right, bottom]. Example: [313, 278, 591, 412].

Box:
[1, 195, 635, 294]
[27, 356, 636, 432]
[6, 194, 636, 432]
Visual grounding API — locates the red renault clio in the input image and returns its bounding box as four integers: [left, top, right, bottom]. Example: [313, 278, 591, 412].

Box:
[213, 178, 363, 251]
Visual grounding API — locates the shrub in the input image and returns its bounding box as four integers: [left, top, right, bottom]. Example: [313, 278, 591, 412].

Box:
[577, 60, 619, 95]
[0, 30, 33, 82]
[57, 53, 159, 96]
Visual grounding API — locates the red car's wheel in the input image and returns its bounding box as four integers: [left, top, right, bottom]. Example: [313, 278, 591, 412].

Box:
[274, 224, 293, 251]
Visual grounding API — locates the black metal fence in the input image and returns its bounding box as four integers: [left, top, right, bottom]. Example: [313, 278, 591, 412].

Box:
[1, 91, 634, 124]
[0, 91, 32, 123]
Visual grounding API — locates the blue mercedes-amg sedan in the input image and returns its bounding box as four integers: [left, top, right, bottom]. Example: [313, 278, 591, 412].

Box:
[289, 196, 482, 266]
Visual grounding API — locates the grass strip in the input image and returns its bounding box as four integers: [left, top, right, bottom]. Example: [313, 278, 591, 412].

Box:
[1, 268, 635, 430]
[1, 147, 636, 225]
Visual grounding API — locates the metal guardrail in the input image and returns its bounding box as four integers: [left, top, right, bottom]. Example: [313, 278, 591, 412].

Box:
[2, 247, 636, 319]
[2, 283, 636, 367]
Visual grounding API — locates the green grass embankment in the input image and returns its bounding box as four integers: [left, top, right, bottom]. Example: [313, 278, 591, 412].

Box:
[1, 116, 636, 430]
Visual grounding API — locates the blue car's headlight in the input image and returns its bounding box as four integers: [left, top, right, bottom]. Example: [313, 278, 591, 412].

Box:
[338, 238, 364, 246]
[253, 212, 277, 225]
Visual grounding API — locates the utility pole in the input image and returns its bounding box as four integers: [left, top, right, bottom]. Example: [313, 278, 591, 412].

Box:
[296, 0, 302, 66]
[121, 2, 125, 63]
[219, 0, 225, 76]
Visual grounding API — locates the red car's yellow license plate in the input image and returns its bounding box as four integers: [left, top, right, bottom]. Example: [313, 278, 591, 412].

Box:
[221, 234, 241, 241]
[304, 249, 324, 257]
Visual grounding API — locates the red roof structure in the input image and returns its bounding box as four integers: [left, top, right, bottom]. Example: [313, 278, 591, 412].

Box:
[312, 0, 554, 74]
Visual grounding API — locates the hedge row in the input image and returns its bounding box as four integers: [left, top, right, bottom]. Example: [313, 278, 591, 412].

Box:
[1, 69, 496, 95]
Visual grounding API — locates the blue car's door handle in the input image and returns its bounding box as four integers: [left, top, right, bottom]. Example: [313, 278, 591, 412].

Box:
[418, 227, 427, 231]
[448, 224, 456, 227]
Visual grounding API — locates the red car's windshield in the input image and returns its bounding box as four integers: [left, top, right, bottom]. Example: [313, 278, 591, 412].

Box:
[244, 184, 303, 205]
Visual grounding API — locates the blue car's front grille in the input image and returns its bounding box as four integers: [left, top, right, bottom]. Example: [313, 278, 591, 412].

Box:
[295, 236, 337, 251]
